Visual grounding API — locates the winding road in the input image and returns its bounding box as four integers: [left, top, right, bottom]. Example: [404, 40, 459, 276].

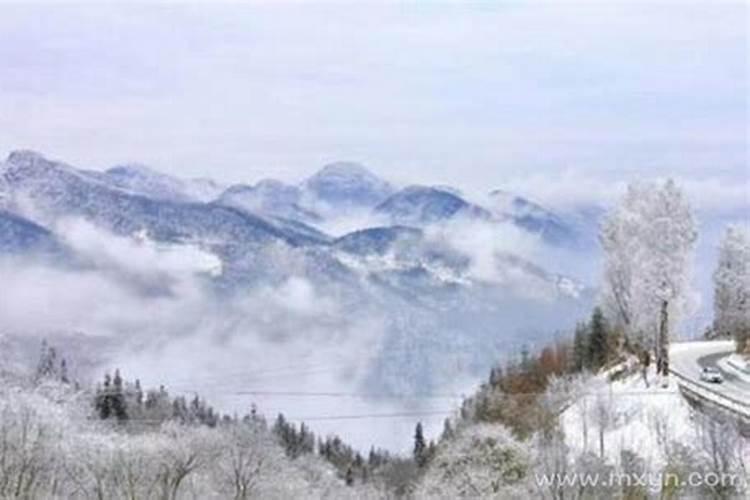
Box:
[670, 340, 750, 415]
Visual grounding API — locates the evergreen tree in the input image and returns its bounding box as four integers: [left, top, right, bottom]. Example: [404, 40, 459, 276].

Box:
[588, 307, 610, 370]
[96, 374, 112, 419]
[572, 321, 589, 371]
[134, 379, 143, 406]
[519, 344, 531, 372]
[60, 358, 69, 384]
[414, 422, 427, 467]
[110, 369, 128, 421]
[489, 366, 503, 387]
[35, 340, 58, 381]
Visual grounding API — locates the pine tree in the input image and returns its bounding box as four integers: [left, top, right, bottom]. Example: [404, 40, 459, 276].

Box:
[134, 379, 143, 406]
[520, 344, 531, 372]
[35, 340, 58, 381]
[96, 374, 112, 419]
[60, 358, 69, 384]
[414, 422, 427, 467]
[110, 369, 128, 421]
[588, 307, 609, 370]
[489, 366, 503, 387]
[572, 322, 589, 371]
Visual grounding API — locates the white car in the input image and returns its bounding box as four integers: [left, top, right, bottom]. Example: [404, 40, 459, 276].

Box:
[700, 367, 723, 383]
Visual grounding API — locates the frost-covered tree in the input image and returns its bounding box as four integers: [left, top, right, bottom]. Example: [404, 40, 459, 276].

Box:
[600, 179, 697, 374]
[415, 423, 530, 499]
[713, 225, 750, 352]
[693, 411, 748, 499]
[0, 400, 57, 498]
[531, 426, 569, 500]
[211, 422, 284, 499]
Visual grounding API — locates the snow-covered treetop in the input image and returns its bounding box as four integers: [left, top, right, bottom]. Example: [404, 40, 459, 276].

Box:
[600, 179, 698, 341]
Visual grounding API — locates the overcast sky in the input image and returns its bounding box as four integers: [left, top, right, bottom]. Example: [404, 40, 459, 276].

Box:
[0, 1, 746, 209]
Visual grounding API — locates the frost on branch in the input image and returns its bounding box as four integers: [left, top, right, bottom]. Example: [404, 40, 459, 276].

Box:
[600, 180, 697, 373]
[713, 225, 750, 353]
[415, 423, 531, 499]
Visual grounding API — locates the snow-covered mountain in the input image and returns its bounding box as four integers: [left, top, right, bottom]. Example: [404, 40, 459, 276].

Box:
[0, 150, 594, 398]
[217, 180, 321, 223]
[333, 226, 423, 257]
[0, 149, 591, 300]
[87, 163, 224, 202]
[374, 185, 491, 225]
[488, 189, 583, 247]
[0, 151, 327, 251]
[302, 162, 394, 210]
[0, 209, 62, 255]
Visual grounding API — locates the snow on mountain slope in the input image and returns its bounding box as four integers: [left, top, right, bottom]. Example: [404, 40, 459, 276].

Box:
[0, 209, 63, 255]
[96, 163, 224, 202]
[333, 226, 423, 256]
[374, 185, 491, 225]
[489, 189, 583, 247]
[0, 151, 328, 254]
[302, 162, 394, 210]
[0, 151, 587, 305]
[218, 180, 322, 223]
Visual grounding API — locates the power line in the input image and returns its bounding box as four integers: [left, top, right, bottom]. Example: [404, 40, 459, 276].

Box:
[257, 411, 454, 422]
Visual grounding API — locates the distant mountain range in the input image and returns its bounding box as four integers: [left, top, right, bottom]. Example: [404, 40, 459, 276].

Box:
[0, 150, 594, 395]
[0, 150, 594, 247]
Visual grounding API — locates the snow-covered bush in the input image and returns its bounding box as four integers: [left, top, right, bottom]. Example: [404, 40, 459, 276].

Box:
[415, 423, 531, 499]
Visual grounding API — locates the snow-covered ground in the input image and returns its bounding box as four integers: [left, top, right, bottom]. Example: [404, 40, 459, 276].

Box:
[561, 341, 750, 474]
[561, 367, 695, 468]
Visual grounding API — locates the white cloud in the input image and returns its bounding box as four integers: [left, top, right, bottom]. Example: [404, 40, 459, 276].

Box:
[494, 167, 749, 215]
[0, 2, 744, 192]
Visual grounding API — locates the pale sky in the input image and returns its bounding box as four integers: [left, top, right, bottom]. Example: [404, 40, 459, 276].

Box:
[0, 1, 746, 209]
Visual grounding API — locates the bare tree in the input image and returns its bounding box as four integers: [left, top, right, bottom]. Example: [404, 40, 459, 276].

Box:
[592, 388, 613, 459]
[0, 402, 57, 499]
[213, 423, 283, 500]
[693, 412, 747, 500]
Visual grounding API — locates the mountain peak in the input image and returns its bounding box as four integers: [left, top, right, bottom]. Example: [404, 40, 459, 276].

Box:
[314, 161, 376, 179]
[106, 163, 161, 177]
[375, 185, 491, 224]
[3, 150, 71, 181]
[6, 150, 50, 168]
[489, 189, 557, 219]
[304, 161, 393, 208]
